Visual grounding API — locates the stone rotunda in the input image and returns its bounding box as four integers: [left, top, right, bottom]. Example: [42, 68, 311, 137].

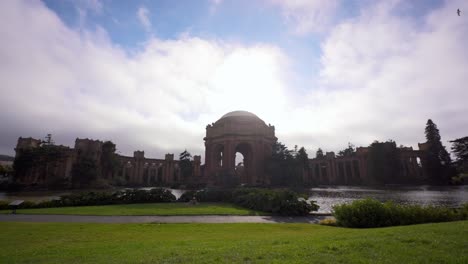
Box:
[204, 111, 277, 185]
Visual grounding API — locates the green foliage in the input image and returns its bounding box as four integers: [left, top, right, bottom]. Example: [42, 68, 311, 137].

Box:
[3, 188, 177, 209]
[100, 141, 120, 179]
[179, 149, 193, 180]
[71, 157, 99, 188]
[178, 188, 232, 203]
[267, 142, 308, 186]
[450, 136, 468, 174]
[316, 148, 324, 159]
[0, 201, 8, 210]
[231, 188, 319, 216]
[179, 188, 319, 216]
[338, 142, 356, 157]
[424, 119, 452, 184]
[333, 198, 467, 228]
[367, 140, 401, 184]
[13, 145, 65, 179]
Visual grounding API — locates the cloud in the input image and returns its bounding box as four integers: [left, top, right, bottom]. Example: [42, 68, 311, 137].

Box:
[0, 0, 467, 162]
[73, 0, 103, 28]
[137, 6, 152, 33]
[269, 0, 339, 35]
[209, 0, 223, 14]
[286, 0, 468, 154]
[0, 1, 290, 158]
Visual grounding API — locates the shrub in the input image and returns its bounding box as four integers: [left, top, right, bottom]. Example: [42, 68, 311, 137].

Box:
[231, 188, 318, 216]
[319, 218, 337, 226]
[177, 187, 319, 216]
[333, 198, 467, 228]
[0, 200, 9, 210]
[178, 188, 231, 203]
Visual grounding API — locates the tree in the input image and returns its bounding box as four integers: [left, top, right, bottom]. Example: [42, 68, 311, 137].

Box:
[316, 148, 324, 159]
[424, 119, 452, 183]
[267, 142, 294, 186]
[267, 142, 308, 186]
[338, 143, 355, 157]
[450, 136, 468, 172]
[100, 141, 120, 179]
[367, 140, 401, 184]
[179, 150, 193, 180]
[71, 156, 99, 187]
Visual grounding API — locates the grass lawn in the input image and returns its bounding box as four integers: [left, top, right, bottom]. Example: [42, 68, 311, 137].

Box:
[0, 221, 466, 263]
[0, 202, 265, 216]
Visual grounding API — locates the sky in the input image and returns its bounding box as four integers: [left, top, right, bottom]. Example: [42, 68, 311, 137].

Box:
[0, 0, 467, 161]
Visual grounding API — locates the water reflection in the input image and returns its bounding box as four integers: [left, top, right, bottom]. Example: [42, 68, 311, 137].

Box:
[308, 185, 468, 213]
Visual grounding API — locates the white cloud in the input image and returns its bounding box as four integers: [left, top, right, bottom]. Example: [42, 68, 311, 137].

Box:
[137, 6, 152, 33]
[73, 0, 103, 28]
[269, 0, 339, 35]
[0, 1, 290, 158]
[287, 0, 468, 154]
[0, 0, 467, 162]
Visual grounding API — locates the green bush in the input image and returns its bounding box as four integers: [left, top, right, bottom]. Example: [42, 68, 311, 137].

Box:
[178, 188, 231, 203]
[333, 198, 467, 228]
[5, 188, 177, 209]
[177, 188, 319, 216]
[0, 201, 9, 210]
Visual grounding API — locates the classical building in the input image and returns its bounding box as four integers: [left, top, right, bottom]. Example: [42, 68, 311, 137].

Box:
[12, 110, 430, 187]
[204, 111, 277, 185]
[306, 146, 426, 185]
[13, 137, 201, 187]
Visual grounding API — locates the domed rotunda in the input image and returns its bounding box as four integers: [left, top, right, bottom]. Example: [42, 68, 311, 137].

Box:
[204, 110, 277, 185]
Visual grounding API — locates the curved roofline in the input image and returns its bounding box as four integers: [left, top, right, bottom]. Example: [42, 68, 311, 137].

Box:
[220, 110, 260, 119]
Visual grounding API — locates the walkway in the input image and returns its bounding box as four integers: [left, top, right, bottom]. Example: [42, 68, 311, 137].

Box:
[0, 214, 330, 224]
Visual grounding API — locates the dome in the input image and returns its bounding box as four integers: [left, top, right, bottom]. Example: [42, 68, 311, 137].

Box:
[220, 110, 260, 119]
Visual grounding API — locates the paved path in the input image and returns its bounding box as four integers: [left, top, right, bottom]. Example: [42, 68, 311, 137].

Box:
[0, 214, 330, 224]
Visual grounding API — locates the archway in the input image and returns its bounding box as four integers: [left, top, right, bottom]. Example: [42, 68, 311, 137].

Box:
[234, 143, 253, 184]
[204, 111, 277, 186]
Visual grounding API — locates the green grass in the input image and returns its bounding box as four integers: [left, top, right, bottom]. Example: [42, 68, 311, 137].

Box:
[0, 221, 466, 263]
[0, 202, 265, 216]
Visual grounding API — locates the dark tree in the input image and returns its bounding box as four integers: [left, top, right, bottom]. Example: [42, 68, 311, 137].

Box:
[367, 140, 401, 184]
[338, 142, 356, 157]
[296, 147, 309, 167]
[267, 142, 309, 186]
[71, 156, 99, 187]
[267, 142, 294, 186]
[450, 136, 468, 173]
[316, 148, 324, 159]
[100, 141, 120, 179]
[424, 119, 452, 184]
[179, 150, 193, 180]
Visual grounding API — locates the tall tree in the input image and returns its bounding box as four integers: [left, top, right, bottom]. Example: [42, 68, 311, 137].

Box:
[338, 143, 355, 157]
[367, 140, 401, 184]
[424, 119, 452, 183]
[179, 150, 193, 180]
[100, 141, 119, 179]
[316, 148, 324, 159]
[449, 136, 468, 173]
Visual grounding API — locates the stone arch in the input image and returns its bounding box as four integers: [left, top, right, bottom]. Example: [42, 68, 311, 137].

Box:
[204, 111, 277, 185]
[233, 142, 253, 184]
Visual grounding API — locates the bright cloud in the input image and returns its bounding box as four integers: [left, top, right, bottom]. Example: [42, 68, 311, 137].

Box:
[137, 6, 152, 33]
[0, 0, 467, 161]
[0, 1, 290, 158]
[269, 0, 339, 35]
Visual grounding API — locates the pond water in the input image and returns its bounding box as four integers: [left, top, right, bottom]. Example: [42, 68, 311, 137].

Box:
[308, 185, 468, 214]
